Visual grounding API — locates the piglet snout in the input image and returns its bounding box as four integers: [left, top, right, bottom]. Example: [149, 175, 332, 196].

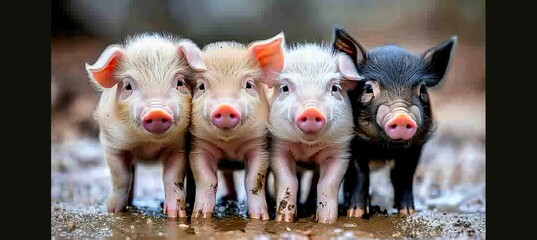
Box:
[211, 104, 241, 129]
[142, 109, 173, 134]
[295, 107, 326, 134]
[384, 113, 417, 140]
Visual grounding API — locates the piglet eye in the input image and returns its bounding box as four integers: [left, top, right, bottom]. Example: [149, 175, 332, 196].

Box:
[332, 84, 342, 92]
[198, 83, 205, 91]
[125, 82, 132, 91]
[364, 84, 373, 94]
[246, 82, 253, 89]
[419, 85, 427, 95]
[177, 80, 184, 87]
[419, 85, 429, 102]
[281, 85, 289, 92]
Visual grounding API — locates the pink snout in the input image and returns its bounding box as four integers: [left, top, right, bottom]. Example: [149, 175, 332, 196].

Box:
[211, 104, 241, 129]
[295, 107, 326, 134]
[142, 109, 173, 134]
[384, 113, 417, 140]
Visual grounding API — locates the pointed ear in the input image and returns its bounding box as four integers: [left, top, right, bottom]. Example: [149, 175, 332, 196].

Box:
[338, 53, 364, 81]
[85, 44, 124, 88]
[422, 35, 457, 87]
[248, 32, 285, 87]
[178, 40, 207, 71]
[332, 27, 367, 66]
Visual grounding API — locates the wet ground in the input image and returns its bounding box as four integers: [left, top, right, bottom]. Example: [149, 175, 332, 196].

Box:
[51, 131, 485, 239]
[51, 203, 484, 239]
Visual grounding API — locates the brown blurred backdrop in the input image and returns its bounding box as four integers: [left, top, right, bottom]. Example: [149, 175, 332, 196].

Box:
[51, 0, 485, 211]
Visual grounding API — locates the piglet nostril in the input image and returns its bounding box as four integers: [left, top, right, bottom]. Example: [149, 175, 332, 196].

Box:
[211, 104, 241, 129]
[383, 113, 417, 140]
[141, 109, 174, 134]
[295, 107, 326, 134]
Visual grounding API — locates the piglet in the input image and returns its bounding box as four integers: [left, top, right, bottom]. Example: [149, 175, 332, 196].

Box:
[268, 43, 362, 223]
[332, 27, 457, 217]
[85, 33, 206, 218]
[189, 33, 285, 220]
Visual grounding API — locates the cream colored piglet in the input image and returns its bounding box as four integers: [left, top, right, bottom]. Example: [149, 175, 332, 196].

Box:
[85, 33, 206, 218]
[189, 33, 285, 220]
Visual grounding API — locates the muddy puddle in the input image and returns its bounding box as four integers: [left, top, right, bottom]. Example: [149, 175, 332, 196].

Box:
[51, 132, 485, 239]
[51, 203, 484, 239]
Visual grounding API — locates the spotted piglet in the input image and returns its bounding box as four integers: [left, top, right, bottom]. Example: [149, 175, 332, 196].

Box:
[189, 33, 285, 219]
[268, 43, 363, 223]
[85, 34, 206, 218]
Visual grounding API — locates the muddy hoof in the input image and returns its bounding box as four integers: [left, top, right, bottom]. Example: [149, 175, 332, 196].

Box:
[398, 208, 416, 215]
[275, 213, 295, 222]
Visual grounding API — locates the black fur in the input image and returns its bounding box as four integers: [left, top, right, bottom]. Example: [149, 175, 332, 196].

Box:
[332, 27, 456, 216]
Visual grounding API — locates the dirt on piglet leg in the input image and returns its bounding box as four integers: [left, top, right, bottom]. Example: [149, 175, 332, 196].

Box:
[245, 150, 270, 220]
[162, 150, 187, 218]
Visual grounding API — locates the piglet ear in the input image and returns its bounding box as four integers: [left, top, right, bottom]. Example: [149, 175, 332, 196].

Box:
[332, 27, 367, 66]
[338, 53, 364, 81]
[422, 35, 457, 87]
[178, 40, 207, 71]
[85, 44, 124, 89]
[248, 32, 285, 87]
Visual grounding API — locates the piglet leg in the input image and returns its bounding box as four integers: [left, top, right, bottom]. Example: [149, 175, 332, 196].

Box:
[316, 157, 349, 224]
[105, 147, 134, 213]
[272, 147, 298, 222]
[344, 158, 370, 218]
[245, 146, 269, 220]
[392, 146, 421, 215]
[190, 148, 217, 218]
[162, 149, 187, 218]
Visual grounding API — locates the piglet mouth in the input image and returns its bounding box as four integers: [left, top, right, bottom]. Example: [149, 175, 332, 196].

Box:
[141, 107, 175, 135]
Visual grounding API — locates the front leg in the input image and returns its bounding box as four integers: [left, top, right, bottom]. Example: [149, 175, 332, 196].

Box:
[105, 147, 134, 213]
[272, 146, 298, 222]
[190, 145, 218, 218]
[391, 146, 422, 215]
[344, 158, 370, 218]
[162, 149, 187, 218]
[316, 156, 349, 224]
[244, 146, 270, 220]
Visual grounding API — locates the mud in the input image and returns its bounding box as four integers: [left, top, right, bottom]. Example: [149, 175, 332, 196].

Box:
[51, 202, 484, 239]
[51, 136, 485, 239]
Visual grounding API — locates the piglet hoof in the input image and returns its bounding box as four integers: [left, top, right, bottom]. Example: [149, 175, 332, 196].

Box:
[398, 207, 416, 215]
[249, 211, 270, 220]
[107, 196, 128, 213]
[192, 210, 213, 219]
[192, 201, 215, 218]
[346, 208, 366, 218]
[275, 213, 295, 222]
[315, 213, 337, 224]
[163, 200, 187, 218]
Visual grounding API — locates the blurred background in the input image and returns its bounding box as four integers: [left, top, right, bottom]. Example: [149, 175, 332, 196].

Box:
[51, 0, 485, 214]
